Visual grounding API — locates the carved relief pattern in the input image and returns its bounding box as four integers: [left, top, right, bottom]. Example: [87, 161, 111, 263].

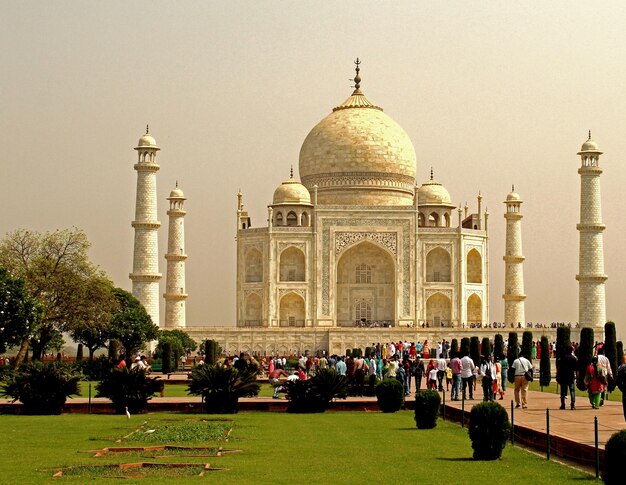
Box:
[335, 232, 397, 256]
[321, 218, 411, 316]
[244, 289, 262, 298]
[302, 172, 415, 191]
[425, 289, 453, 300]
[279, 242, 306, 252]
[424, 243, 453, 254]
[465, 289, 483, 300]
[244, 243, 263, 254]
[278, 288, 306, 300]
[465, 244, 482, 255]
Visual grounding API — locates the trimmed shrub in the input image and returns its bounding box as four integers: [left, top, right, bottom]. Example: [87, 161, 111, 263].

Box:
[617, 341, 624, 371]
[414, 390, 441, 429]
[577, 327, 594, 391]
[204, 340, 220, 365]
[375, 378, 404, 413]
[285, 368, 349, 413]
[161, 341, 173, 374]
[481, 337, 492, 358]
[470, 337, 480, 366]
[507, 332, 519, 383]
[187, 363, 260, 414]
[450, 339, 459, 358]
[460, 337, 470, 358]
[603, 429, 626, 484]
[521, 331, 533, 360]
[604, 322, 618, 392]
[468, 401, 511, 460]
[555, 326, 571, 362]
[539, 336, 551, 387]
[97, 367, 163, 414]
[1, 362, 80, 415]
[494, 334, 504, 361]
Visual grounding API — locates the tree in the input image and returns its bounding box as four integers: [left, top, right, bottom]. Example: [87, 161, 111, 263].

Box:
[108, 288, 159, 362]
[507, 332, 519, 384]
[470, 336, 480, 365]
[460, 337, 470, 358]
[0, 228, 106, 360]
[450, 338, 459, 358]
[555, 326, 571, 362]
[481, 337, 492, 357]
[539, 336, 551, 387]
[159, 329, 197, 355]
[0, 267, 42, 357]
[604, 322, 618, 392]
[521, 331, 533, 360]
[494, 334, 505, 361]
[576, 327, 594, 391]
[69, 275, 118, 360]
[618, 341, 624, 372]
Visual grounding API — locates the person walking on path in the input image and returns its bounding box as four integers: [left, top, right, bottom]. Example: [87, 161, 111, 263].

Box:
[556, 344, 577, 410]
[413, 356, 425, 392]
[450, 353, 462, 401]
[597, 346, 613, 406]
[616, 355, 626, 420]
[461, 353, 475, 400]
[436, 354, 447, 391]
[584, 356, 607, 409]
[479, 355, 496, 402]
[512, 354, 533, 408]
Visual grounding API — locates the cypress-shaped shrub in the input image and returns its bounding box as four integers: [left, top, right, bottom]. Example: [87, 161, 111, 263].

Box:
[1, 362, 80, 415]
[603, 429, 626, 485]
[76, 344, 84, 362]
[352, 348, 362, 358]
[539, 336, 551, 387]
[97, 367, 164, 414]
[468, 401, 511, 460]
[494, 334, 504, 360]
[205, 339, 219, 365]
[108, 339, 120, 362]
[414, 390, 441, 429]
[161, 341, 173, 374]
[470, 337, 480, 366]
[375, 378, 404, 413]
[604, 322, 618, 392]
[555, 326, 571, 362]
[521, 331, 533, 360]
[507, 332, 519, 383]
[576, 327, 594, 391]
[460, 337, 470, 357]
[450, 339, 459, 358]
[481, 337, 492, 358]
[617, 341, 624, 372]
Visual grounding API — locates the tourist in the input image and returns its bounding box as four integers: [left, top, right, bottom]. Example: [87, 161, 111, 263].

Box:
[436, 353, 447, 391]
[180, 354, 187, 370]
[450, 352, 462, 401]
[422, 340, 430, 359]
[387, 357, 398, 379]
[512, 353, 533, 409]
[616, 355, 626, 420]
[270, 364, 289, 398]
[584, 356, 606, 410]
[428, 364, 438, 390]
[140, 355, 151, 373]
[479, 355, 495, 402]
[413, 356, 425, 392]
[234, 353, 248, 373]
[368, 356, 377, 392]
[354, 355, 369, 396]
[336, 356, 347, 376]
[461, 352, 475, 400]
[319, 355, 328, 370]
[402, 357, 412, 395]
[556, 344, 577, 410]
[493, 358, 505, 400]
[116, 355, 127, 369]
[445, 364, 452, 392]
[396, 360, 407, 395]
[131, 356, 142, 370]
[500, 355, 508, 393]
[596, 346, 613, 406]
[409, 342, 417, 359]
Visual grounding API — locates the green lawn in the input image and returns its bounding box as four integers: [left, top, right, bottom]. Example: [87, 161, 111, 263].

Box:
[75, 382, 277, 399]
[0, 411, 595, 484]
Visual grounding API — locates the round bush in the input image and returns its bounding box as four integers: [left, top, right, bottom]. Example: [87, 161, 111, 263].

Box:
[97, 367, 164, 414]
[468, 401, 511, 460]
[414, 390, 440, 429]
[603, 430, 626, 484]
[375, 378, 404, 413]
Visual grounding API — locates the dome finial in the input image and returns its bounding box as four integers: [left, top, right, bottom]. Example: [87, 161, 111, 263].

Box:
[146, 124, 149, 135]
[353, 58, 361, 92]
[512, 184, 515, 192]
[430, 167, 434, 181]
[290, 165, 294, 179]
[176, 180, 178, 188]
[588, 130, 592, 140]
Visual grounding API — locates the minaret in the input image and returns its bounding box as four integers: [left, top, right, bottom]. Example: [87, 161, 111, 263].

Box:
[130, 126, 162, 327]
[503, 186, 526, 325]
[576, 132, 607, 328]
[164, 182, 188, 329]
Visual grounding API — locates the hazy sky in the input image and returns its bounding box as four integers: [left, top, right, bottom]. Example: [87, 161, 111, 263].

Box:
[2, 2, 625, 339]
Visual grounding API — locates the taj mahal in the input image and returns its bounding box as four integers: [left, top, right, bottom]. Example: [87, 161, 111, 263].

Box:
[128, 61, 606, 355]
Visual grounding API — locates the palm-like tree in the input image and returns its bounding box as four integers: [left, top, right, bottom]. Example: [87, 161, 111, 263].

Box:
[188, 364, 260, 413]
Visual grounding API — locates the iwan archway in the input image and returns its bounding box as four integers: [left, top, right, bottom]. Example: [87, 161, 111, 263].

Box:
[335, 241, 395, 327]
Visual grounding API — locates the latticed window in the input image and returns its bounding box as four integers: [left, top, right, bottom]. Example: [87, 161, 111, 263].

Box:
[355, 300, 372, 322]
[433, 271, 440, 282]
[356, 264, 371, 283]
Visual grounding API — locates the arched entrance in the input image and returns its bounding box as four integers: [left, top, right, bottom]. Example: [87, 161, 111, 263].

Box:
[467, 249, 482, 283]
[467, 293, 482, 324]
[244, 293, 262, 327]
[279, 292, 305, 327]
[425, 292, 452, 327]
[336, 241, 395, 327]
[426, 247, 451, 282]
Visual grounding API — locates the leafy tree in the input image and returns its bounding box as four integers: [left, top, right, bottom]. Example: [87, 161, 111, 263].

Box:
[604, 322, 618, 392]
[159, 329, 197, 355]
[0, 267, 42, 358]
[69, 275, 118, 360]
[108, 288, 159, 362]
[521, 331, 533, 360]
[0, 228, 107, 360]
[539, 336, 551, 387]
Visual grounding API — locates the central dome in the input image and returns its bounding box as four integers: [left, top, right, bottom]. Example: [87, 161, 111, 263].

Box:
[298, 80, 416, 206]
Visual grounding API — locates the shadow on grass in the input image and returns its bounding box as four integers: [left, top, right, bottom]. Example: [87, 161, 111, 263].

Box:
[436, 457, 474, 462]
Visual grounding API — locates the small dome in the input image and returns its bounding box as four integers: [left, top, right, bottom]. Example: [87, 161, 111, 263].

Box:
[137, 133, 157, 148]
[169, 186, 185, 199]
[272, 178, 312, 206]
[580, 138, 599, 152]
[506, 191, 521, 202]
[417, 179, 453, 206]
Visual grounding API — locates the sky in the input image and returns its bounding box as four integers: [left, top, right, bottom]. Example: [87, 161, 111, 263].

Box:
[1, 1, 625, 339]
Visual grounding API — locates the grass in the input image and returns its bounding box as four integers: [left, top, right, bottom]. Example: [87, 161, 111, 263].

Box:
[0, 411, 595, 484]
[126, 421, 232, 442]
[75, 381, 277, 398]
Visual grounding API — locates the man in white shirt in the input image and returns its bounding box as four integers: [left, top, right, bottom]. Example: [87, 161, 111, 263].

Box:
[460, 354, 476, 400]
[512, 355, 533, 408]
[436, 354, 447, 391]
[597, 346, 613, 406]
[479, 355, 496, 402]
